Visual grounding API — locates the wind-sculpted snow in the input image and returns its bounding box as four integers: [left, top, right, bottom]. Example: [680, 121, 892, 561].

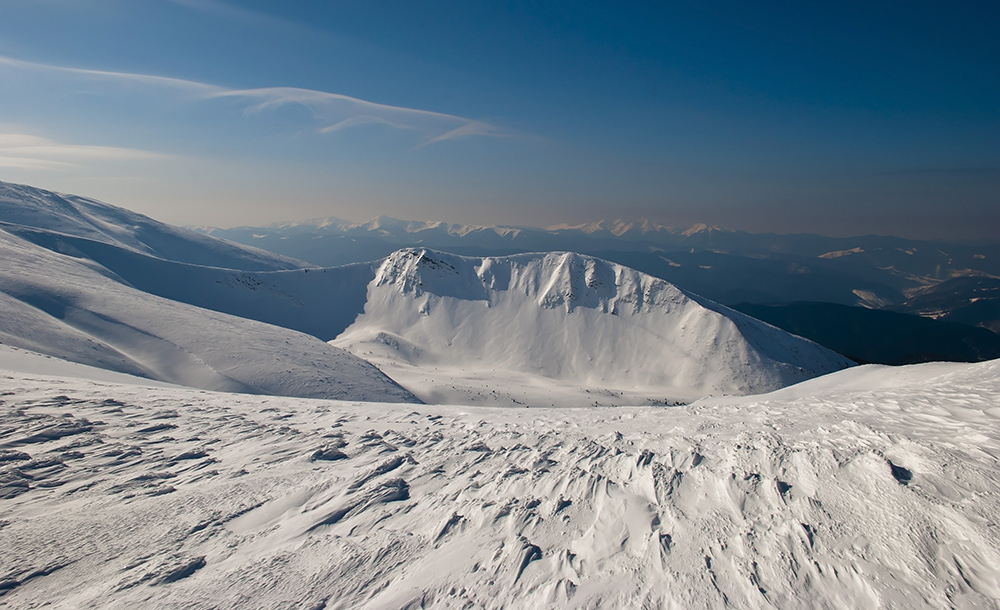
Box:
[335, 249, 853, 405]
[0, 231, 416, 402]
[1, 358, 998, 608]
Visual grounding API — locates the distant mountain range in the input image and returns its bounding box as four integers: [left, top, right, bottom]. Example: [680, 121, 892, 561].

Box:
[0, 180, 852, 404]
[1, 178, 996, 397]
[200, 215, 1000, 333]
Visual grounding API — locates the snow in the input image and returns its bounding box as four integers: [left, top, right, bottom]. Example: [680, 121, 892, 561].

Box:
[1, 353, 998, 608]
[0, 344, 180, 388]
[3, 179, 998, 606]
[0, 229, 416, 402]
[333, 249, 853, 406]
[0, 181, 307, 271]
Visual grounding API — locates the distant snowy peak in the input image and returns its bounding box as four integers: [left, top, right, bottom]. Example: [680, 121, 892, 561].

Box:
[547, 218, 675, 237]
[681, 223, 731, 237]
[357, 216, 525, 239]
[0, 180, 306, 271]
[340, 248, 853, 397]
[233, 215, 528, 241]
[223, 215, 712, 241]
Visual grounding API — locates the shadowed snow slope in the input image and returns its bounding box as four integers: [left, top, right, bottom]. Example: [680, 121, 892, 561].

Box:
[0, 180, 306, 271]
[0, 229, 416, 402]
[333, 248, 853, 405]
[1, 356, 998, 608]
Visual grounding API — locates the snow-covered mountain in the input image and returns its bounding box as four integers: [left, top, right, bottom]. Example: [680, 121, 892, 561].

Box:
[0, 181, 415, 402]
[0, 180, 853, 405]
[1, 351, 997, 608]
[1, 180, 998, 608]
[0, 181, 307, 271]
[201, 213, 1000, 313]
[334, 249, 852, 405]
[0, 229, 415, 401]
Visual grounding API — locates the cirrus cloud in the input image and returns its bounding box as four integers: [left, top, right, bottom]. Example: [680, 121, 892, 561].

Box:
[0, 55, 523, 147]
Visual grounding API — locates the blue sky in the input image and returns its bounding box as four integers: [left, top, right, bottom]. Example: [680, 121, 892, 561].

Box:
[0, 0, 997, 239]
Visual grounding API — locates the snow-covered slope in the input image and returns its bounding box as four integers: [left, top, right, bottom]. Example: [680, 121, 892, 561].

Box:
[5, 228, 376, 341]
[1, 355, 997, 608]
[0, 228, 416, 402]
[0, 180, 307, 271]
[333, 249, 853, 405]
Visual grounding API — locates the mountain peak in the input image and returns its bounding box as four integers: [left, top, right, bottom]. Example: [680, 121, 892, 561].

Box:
[338, 248, 853, 403]
[681, 223, 730, 237]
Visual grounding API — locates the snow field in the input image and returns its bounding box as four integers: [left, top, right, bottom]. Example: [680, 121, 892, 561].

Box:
[1, 358, 998, 608]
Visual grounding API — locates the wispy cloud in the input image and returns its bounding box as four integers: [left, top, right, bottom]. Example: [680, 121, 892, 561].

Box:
[421, 122, 520, 147]
[0, 55, 521, 146]
[164, 0, 302, 31]
[0, 56, 219, 97]
[320, 116, 417, 134]
[0, 132, 169, 171]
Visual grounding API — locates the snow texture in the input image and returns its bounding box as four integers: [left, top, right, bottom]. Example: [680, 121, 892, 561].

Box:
[334, 249, 853, 406]
[0, 354, 998, 608]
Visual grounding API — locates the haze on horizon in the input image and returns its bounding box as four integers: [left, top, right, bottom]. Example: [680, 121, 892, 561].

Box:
[0, 0, 997, 240]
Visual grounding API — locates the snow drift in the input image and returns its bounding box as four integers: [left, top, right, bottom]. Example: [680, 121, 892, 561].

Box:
[1, 354, 997, 608]
[334, 249, 853, 404]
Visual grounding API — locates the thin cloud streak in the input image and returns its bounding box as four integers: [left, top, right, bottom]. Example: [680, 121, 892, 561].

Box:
[1, 55, 521, 146]
[0, 157, 77, 171]
[0, 56, 219, 96]
[164, 0, 309, 33]
[0, 132, 170, 171]
[421, 122, 522, 147]
[320, 116, 418, 134]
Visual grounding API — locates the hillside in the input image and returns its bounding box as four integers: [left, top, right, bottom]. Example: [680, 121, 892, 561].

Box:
[0, 181, 306, 271]
[333, 249, 853, 405]
[734, 301, 1000, 364]
[0, 227, 415, 402]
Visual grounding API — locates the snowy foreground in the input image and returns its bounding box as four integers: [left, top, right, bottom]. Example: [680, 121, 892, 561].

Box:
[2, 353, 999, 609]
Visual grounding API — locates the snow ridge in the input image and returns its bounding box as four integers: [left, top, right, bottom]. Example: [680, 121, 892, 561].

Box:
[0, 180, 306, 270]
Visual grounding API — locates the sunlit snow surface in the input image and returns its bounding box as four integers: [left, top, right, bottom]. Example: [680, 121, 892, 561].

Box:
[2, 351, 999, 608]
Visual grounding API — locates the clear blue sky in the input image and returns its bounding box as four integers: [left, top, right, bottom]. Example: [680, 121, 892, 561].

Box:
[0, 0, 997, 239]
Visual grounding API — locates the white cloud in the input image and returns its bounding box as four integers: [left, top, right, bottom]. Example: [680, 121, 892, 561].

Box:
[420, 122, 521, 147]
[0, 55, 522, 146]
[319, 115, 417, 134]
[0, 56, 219, 97]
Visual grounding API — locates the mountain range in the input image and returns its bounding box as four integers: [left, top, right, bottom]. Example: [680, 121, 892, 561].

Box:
[0, 180, 851, 404]
[201, 214, 1000, 333]
[2, 179, 999, 608]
